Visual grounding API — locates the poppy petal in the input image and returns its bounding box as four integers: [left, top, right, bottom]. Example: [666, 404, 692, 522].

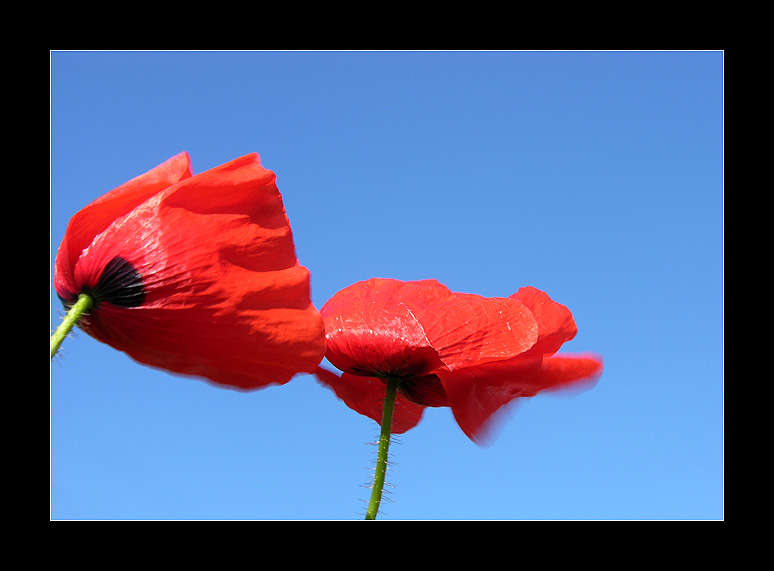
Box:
[420, 293, 540, 371]
[55, 153, 325, 390]
[321, 278, 447, 378]
[398, 373, 450, 407]
[440, 353, 603, 443]
[509, 286, 577, 358]
[314, 367, 425, 434]
[529, 353, 604, 394]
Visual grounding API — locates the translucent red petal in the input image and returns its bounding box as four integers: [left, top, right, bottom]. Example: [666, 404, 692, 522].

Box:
[420, 292, 540, 370]
[313, 367, 425, 434]
[440, 353, 604, 443]
[509, 286, 577, 358]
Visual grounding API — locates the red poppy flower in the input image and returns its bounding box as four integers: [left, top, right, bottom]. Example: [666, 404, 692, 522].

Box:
[54, 152, 326, 390]
[315, 278, 602, 443]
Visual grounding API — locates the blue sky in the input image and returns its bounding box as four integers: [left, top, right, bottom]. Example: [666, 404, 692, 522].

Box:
[50, 50, 723, 520]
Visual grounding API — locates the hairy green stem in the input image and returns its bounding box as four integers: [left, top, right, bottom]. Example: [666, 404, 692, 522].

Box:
[51, 293, 93, 359]
[365, 375, 401, 520]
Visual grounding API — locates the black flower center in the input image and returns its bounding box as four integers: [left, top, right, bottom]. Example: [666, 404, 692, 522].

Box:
[93, 256, 146, 307]
[60, 256, 146, 309]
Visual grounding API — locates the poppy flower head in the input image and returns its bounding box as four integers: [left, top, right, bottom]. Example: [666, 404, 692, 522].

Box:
[315, 278, 602, 443]
[54, 152, 326, 390]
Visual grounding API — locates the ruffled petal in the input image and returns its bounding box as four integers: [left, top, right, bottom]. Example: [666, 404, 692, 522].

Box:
[528, 353, 604, 394]
[398, 373, 450, 407]
[314, 367, 425, 434]
[509, 286, 577, 358]
[439, 353, 603, 443]
[420, 292, 539, 371]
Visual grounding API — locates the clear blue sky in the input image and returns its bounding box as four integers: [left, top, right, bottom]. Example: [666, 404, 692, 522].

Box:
[50, 50, 723, 520]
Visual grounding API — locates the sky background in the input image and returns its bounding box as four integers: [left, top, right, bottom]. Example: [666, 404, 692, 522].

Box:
[50, 50, 723, 520]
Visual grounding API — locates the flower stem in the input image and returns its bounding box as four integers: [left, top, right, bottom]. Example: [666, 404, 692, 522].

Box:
[365, 375, 401, 520]
[50, 293, 93, 359]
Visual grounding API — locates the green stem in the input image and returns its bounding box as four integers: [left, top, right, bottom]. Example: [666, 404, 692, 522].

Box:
[365, 375, 401, 520]
[51, 293, 93, 359]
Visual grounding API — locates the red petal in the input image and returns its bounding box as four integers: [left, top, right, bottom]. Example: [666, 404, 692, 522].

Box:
[398, 373, 450, 407]
[440, 353, 603, 444]
[321, 278, 447, 378]
[56, 153, 325, 390]
[509, 286, 577, 358]
[420, 292, 539, 371]
[314, 367, 425, 434]
[530, 354, 604, 394]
